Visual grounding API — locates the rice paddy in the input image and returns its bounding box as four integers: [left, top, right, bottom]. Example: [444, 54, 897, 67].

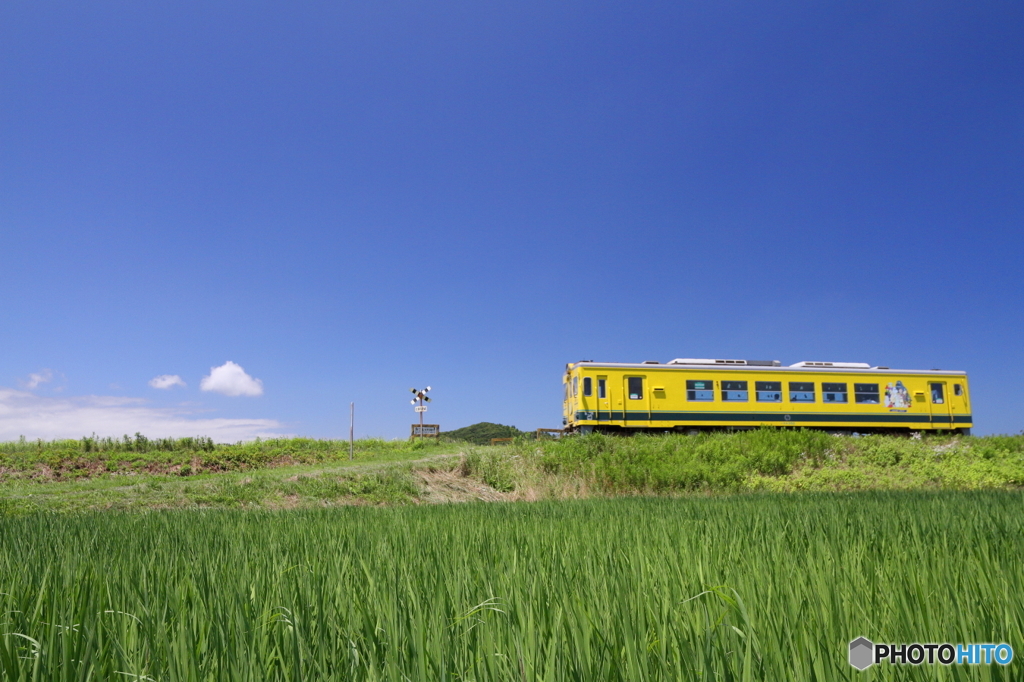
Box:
[1, 491, 1021, 681]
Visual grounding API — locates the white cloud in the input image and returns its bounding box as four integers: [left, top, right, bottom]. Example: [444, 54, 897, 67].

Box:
[200, 361, 264, 397]
[0, 387, 288, 443]
[21, 369, 53, 389]
[149, 374, 186, 389]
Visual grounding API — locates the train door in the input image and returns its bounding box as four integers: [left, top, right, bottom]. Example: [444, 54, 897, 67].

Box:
[596, 375, 609, 422]
[623, 375, 650, 428]
[562, 375, 570, 425]
[928, 381, 953, 429]
[949, 380, 969, 422]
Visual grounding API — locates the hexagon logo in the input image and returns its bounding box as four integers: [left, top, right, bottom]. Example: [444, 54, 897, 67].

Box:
[849, 637, 874, 670]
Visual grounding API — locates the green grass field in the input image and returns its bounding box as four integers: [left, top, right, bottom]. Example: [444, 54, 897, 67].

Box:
[1, 493, 1021, 680]
[1, 431, 1022, 679]
[0, 436, 462, 513]
[2, 431, 1023, 513]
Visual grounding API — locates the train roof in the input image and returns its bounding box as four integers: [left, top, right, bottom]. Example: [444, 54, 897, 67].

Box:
[567, 359, 966, 376]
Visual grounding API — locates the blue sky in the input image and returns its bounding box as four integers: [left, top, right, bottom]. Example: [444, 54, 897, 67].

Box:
[1, 1, 1021, 440]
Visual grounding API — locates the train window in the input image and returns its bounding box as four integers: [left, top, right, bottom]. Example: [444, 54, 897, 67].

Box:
[755, 381, 782, 402]
[721, 380, 748, 402]
[686, 379, 714, 401]
[572, 377, 578, 397]
[854, 383, 880, 404]
[930, 383, 944, 404]
[598, 378, 606, 399]
[627, 377, 643, 400]
[822, 383, 848, 403]
[583, 377, 592, 397]
[954, 384, 963, 397]
[789, 382, 815, 402]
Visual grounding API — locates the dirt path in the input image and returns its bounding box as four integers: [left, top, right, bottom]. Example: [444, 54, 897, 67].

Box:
[414, 469, 513, 503]
[280, 452, 465, 479]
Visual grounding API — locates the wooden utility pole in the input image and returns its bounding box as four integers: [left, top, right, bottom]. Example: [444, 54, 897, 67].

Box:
[349, 402, 354, 460]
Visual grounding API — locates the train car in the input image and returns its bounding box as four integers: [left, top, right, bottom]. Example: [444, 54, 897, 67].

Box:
[562, 358, 972, 435]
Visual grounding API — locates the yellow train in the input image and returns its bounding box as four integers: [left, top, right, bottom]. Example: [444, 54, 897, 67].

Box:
[562, 358, 972, 435]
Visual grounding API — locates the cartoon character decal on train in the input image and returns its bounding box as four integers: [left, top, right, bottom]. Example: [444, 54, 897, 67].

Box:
[885, 381, 912, 409]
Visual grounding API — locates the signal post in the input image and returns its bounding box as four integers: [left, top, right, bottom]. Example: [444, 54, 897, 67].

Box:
[409, 386, 439, 439]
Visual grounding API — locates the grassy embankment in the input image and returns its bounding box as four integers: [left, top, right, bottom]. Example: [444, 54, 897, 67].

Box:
[1, 430, 1023, 512]
[0, 435, 460, 513]
[465, 429, 1024, 496]
[1, 493, 1021, 680]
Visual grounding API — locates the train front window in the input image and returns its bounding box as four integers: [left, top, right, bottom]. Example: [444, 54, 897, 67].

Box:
[931, 383, 945, 404]
[583, 377, 592, 396]
[572, 377, 578, 397]
[627, 377, 643, 400]
[822, 383, 848, 403]
[756, 381, 782, 402]
[686, 380, 714, 401]
[721, 381, 748, 402]
[789, 382, 815, 402]
[854, 383, 880, 404]
[598, 378, 606, 399]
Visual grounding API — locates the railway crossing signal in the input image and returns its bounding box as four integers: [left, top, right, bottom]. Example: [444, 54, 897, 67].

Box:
[410, 386, 433, 435]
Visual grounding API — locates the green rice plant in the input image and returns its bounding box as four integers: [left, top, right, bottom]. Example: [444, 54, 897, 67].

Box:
[0, 492, 1021, 680]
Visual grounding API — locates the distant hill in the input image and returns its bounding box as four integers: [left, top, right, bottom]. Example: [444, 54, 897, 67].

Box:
[442, 422, 526, 445]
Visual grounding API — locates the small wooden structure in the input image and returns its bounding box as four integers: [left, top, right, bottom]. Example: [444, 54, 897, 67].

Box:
[536, 428, 564, 439]
[490, 438, 514, 445]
